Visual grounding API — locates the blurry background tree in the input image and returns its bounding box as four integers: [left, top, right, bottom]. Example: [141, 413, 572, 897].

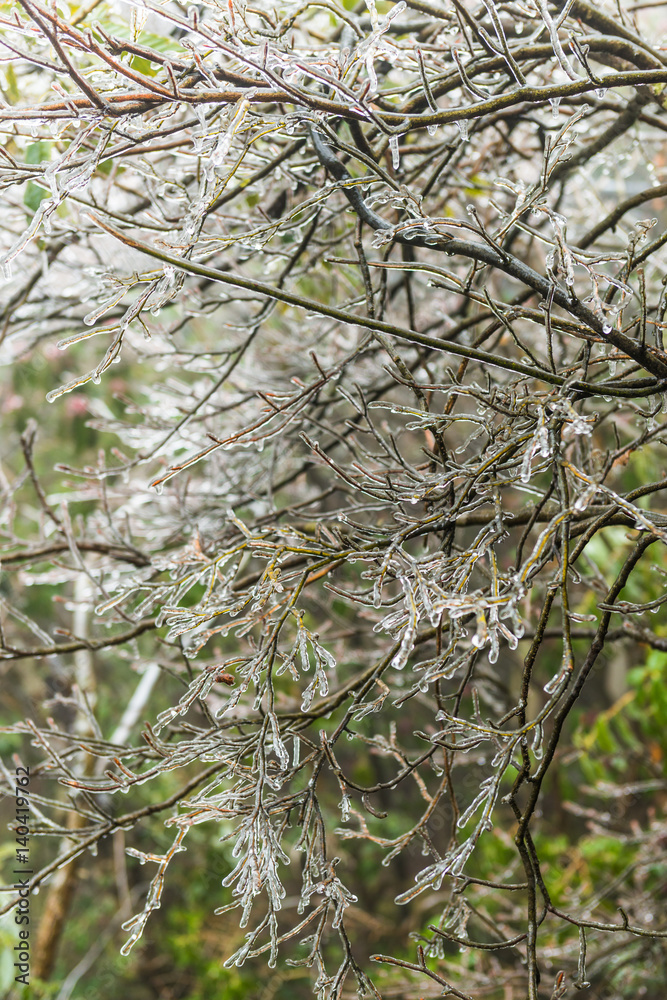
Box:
[0, 0, 666, 998]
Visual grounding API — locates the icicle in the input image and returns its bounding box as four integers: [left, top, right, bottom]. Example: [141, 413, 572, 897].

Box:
[389, 135, 400, 169]
[455, 119, 469, 140]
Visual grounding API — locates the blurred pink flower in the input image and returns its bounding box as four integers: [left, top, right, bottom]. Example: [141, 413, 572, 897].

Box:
[1, 393, 23, 414]
[65, 394, 88, 418]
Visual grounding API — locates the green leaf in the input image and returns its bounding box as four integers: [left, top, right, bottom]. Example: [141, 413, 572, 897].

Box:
[23, 142, 51, 212]
[25, 140, 50, 165]
[2, 64, 20, 105]
[131, 55, 158, 78]
[24, 181, 48, 212]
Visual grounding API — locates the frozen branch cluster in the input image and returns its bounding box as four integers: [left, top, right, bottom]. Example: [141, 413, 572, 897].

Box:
[1, 0, 667, 997]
